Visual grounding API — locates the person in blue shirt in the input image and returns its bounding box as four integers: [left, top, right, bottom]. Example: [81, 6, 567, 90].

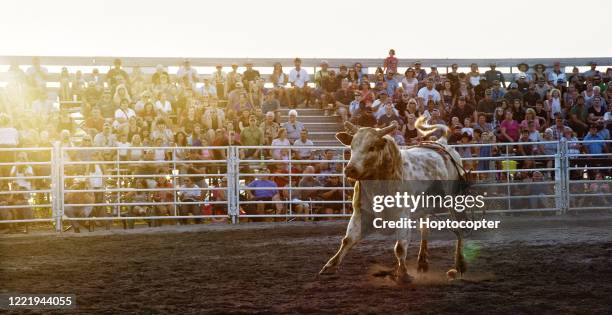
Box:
[583, 125, 607, 155]
[385, 71, 398, 96]
[245, 172, 280, 218]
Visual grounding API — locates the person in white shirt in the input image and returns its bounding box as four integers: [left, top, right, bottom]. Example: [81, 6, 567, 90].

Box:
[417, 78, 441, 108]
[113, 99, 136, 130]
[177, 59, 198, 88]
[548, 62, 566, 85]
[292, 129, 314, 160]
[372, 93, 398, 119]
[154, 92, 172, 115]
[271, 128, 291, 160]
[116, 133, 131, 161]
[10, 152, 34, 191]
[288, 58, 312, 107]
[26, 57, 48, 89]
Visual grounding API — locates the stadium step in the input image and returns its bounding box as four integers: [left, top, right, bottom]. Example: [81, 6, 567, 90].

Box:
[279, 108, 326, 116]
[281, 115, 339, 124]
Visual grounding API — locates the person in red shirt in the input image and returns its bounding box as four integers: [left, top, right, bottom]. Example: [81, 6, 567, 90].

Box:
[384, 49, 398, 75]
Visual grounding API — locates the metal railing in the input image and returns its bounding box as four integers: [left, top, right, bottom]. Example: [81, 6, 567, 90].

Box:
[0, 140, 609, 231]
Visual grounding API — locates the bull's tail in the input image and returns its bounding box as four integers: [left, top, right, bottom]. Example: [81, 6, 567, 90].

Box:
[415, 116, 449, 142]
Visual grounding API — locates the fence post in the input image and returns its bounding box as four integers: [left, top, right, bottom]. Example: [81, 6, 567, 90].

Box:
[227, 146, 238, 224]
[555, 139, 568, 214]
[51, 142, 63, 232]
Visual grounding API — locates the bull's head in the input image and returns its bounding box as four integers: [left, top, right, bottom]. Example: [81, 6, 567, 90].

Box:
[336, 121, 399, 180]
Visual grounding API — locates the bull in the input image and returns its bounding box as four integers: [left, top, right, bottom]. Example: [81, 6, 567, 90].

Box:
[319, 117, 467, 281]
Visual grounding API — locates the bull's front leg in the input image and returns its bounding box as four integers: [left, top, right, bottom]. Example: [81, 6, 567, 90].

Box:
[319, 212, 362, 275]
[417, 225, 429, 273]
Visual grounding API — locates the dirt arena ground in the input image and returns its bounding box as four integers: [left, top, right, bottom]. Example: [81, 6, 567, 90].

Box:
[1, 215, 612, 314]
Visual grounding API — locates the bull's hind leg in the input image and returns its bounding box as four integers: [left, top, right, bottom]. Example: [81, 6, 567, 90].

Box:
[319, 214, 362, 275]
[450, 231, 467, 278]
[417, 225, 429, 273]
[394, 239, 412, 282]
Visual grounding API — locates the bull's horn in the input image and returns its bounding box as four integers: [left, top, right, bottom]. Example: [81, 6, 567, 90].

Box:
[376, 121, 398, 137]
[344, 121, 359, 134]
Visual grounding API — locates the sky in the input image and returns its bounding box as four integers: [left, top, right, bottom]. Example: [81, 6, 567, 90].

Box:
[1, 0, 612, 59]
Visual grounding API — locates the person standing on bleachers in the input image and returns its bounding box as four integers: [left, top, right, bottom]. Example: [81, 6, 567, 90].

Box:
[106, 58, 129, 91]
[177, 59, 198, 90]
[26, 57, 48, 92]
[485, 63, 506, 88]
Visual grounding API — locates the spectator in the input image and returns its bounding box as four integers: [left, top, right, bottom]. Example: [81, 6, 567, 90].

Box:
[260, 111, 280, 146]
[334, 79, 352, 122]
[293, 129, 314, 160]
[291, 166, 321, 216]
[240, 115, 264, 159]
[583, 125, 607, 154]
[504, 83, 523, 104]
[384, 71, 398, 97]
[467, 63, 482, 87]
[588, 96, 606, 125]
[114, 98, 136, 130]
[271, 128, 290, 160]
[320, 175, 344, 215]
[377, 103, 402, 128]
[473, 114, 494, 133]
[261, 91, 281, 122]
[383, 49, 398, 74]
[403, 114, 420, 145]
[515, 63, 531, 82]
[416, 78, 441, 107]
[107, 58, 129, 90]
[246, 172, 280, 216]
[288, 58, 311, 107]
[533, 64, 547, 82]
[583, 61, 600, 79]
[490, 80, 506, 102]
[112, 84, 131, 106]
[178, 176, 203, 224]
[93, 122, 117, 147]
[26, 57, 48, 90]
[242, 62, 260, 91]
[562, 128, 581, 155]
[476, 89, 496, 122]
[282, 110, 305, 143]
[567, 95, 589, 137]
[548, 61, 566, 85]
[499, 110, 520, 142]
[484, 63, 505, 88]
[10, 152, 34, 191]
[534, 78, 551, 101]
[401, 68, 419, 97]
[450, 96, 476, 124]
[177, 59, 198, 89]
[545, 88, 562, 119]
[413, 61, 427, 82]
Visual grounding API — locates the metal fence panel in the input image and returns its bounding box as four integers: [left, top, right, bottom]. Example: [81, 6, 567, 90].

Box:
[0, 140, 610, 231]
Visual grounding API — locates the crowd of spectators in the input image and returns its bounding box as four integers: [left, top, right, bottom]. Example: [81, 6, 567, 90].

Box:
[0, 52, 611, 225]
